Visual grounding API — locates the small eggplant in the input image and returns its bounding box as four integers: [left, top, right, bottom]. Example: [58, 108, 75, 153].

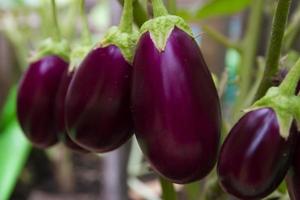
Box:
[54, 69, 89, 153]
[65, 45, 133, 152]
[17, 55, 68, 148]
[217, 108, 296, 199]
[131, 27, 221, 184]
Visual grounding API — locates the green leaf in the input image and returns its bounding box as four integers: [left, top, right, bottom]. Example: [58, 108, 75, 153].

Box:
[195, 0, 251, 20]
[0, 87, 31, 200]
[0, 121, 31, 200]
[0, 87, 17, 132]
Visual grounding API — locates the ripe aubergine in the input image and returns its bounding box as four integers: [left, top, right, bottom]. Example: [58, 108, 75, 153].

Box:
[217, 108, 296, 199]
[54, 69, 89, 153]
[17, 55, 68, 148]
[65, 45, 133, 152]
[131, 27, 221, 184]
[286, 136, 300, 200]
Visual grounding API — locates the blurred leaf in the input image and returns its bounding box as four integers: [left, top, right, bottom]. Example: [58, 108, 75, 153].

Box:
[0, 87, 17, 132]
[0, 87, 31, 200]
[195, 0, 251, 20]
[0, 121, 31, 200]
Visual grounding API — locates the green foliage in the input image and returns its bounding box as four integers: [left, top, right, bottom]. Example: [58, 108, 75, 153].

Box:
[195, 0, 251, 19]
[0, 88, 31, 200]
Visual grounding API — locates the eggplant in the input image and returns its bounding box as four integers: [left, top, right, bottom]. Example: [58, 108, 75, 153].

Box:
[17, 55, 68, 148]
[287, 136, 300, 200]
[217, 108, 296, 199]
[54, 69, 89, 153]
[131, 27, 221, 184]
[65, 45, 133, 153]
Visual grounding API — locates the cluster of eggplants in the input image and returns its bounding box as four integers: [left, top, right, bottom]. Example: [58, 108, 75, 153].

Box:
[17, 55, 89, 152]
[131, 27, 221, 183]
[217, 69, 300, 199]
[65, 45, 133, 153]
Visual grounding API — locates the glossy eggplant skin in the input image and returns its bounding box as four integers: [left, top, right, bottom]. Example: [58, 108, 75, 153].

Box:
[17, 55, 68, 148]
[287, 137, 300, 200]
[54, 69, 89, 153]
[65, 44, 133, 153]
[131, 27, 221, 184]
[217, 108, 296, 199]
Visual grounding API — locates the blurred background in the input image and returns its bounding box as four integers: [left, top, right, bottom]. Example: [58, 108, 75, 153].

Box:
[0, 0, 300, 199]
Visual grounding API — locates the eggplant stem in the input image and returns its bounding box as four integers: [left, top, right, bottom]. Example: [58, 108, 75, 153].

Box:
[151, 0, 168, 18]
[254, 0, 292, 100]
[119, 0, 134, 33]
[167, 0, 177, 14]
[159, 176, 177, 200]
[79, 0, 92, 45]
[50, 0, 61, 41]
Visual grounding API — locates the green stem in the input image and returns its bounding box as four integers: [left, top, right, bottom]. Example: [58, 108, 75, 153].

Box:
[279, 58, 300, 96]
[152, 0, 168, 17]
[232, 0, 263, 115]
[117, 0, 148, 27]
[202, 25, 241, 52]
[80, 0, 92, 45]
[159, 177, 177, 200]
[50, 0, 61, 41]
[254, 0, 292, 100]
[283, 3, 300, 52]
[132, 0, 148, 27]
[167, 0, 177, 14]
[119, 0, 133, 33]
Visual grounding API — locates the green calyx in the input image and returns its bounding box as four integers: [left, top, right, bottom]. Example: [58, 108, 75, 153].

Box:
[30, 38, 70, 62]
[247, 87, 300, 139]
[140, 15, 193, 51]
[69, 44, 92, 72]
[100, 26, 138, 64]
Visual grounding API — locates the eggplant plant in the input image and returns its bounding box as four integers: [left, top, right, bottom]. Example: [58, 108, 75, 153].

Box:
[0, 0, 300, 199]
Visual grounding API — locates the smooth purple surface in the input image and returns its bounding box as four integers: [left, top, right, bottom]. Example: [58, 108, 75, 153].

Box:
[217, 108, 296, 199]
[286, 131, 300, 200]
[131, 27, 221, 184]
[65, 45, 133, 153]
[55, 69, 89, 153]
[17, 55, 68, 148]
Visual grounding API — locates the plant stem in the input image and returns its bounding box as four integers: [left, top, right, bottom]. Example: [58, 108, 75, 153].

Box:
[283, 3, 300, 52]
[202, 25, 241, 52]
[159, 176, 177, 200]
[152, 0, 168, 17]
[119, 0, 133, 33]
[50, 0, 61, 41]
[132, 0, 148, 27]
[80, 0, 92, 45]
[167, 0, 177, 14]
[279, 58, 300, 96]
[232, 0, 263, 115]
[117, 0, 148, 27]
[254, 0, 292, 100]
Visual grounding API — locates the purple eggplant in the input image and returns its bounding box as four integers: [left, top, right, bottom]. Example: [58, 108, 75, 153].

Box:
[17, 55, 68, 148]
[131, 27, 221, 184]
[65, 45, 133, 153]
[54, 69, 89, 153]
[217, 108, 296, 199]
[287, 136, 300, 200]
